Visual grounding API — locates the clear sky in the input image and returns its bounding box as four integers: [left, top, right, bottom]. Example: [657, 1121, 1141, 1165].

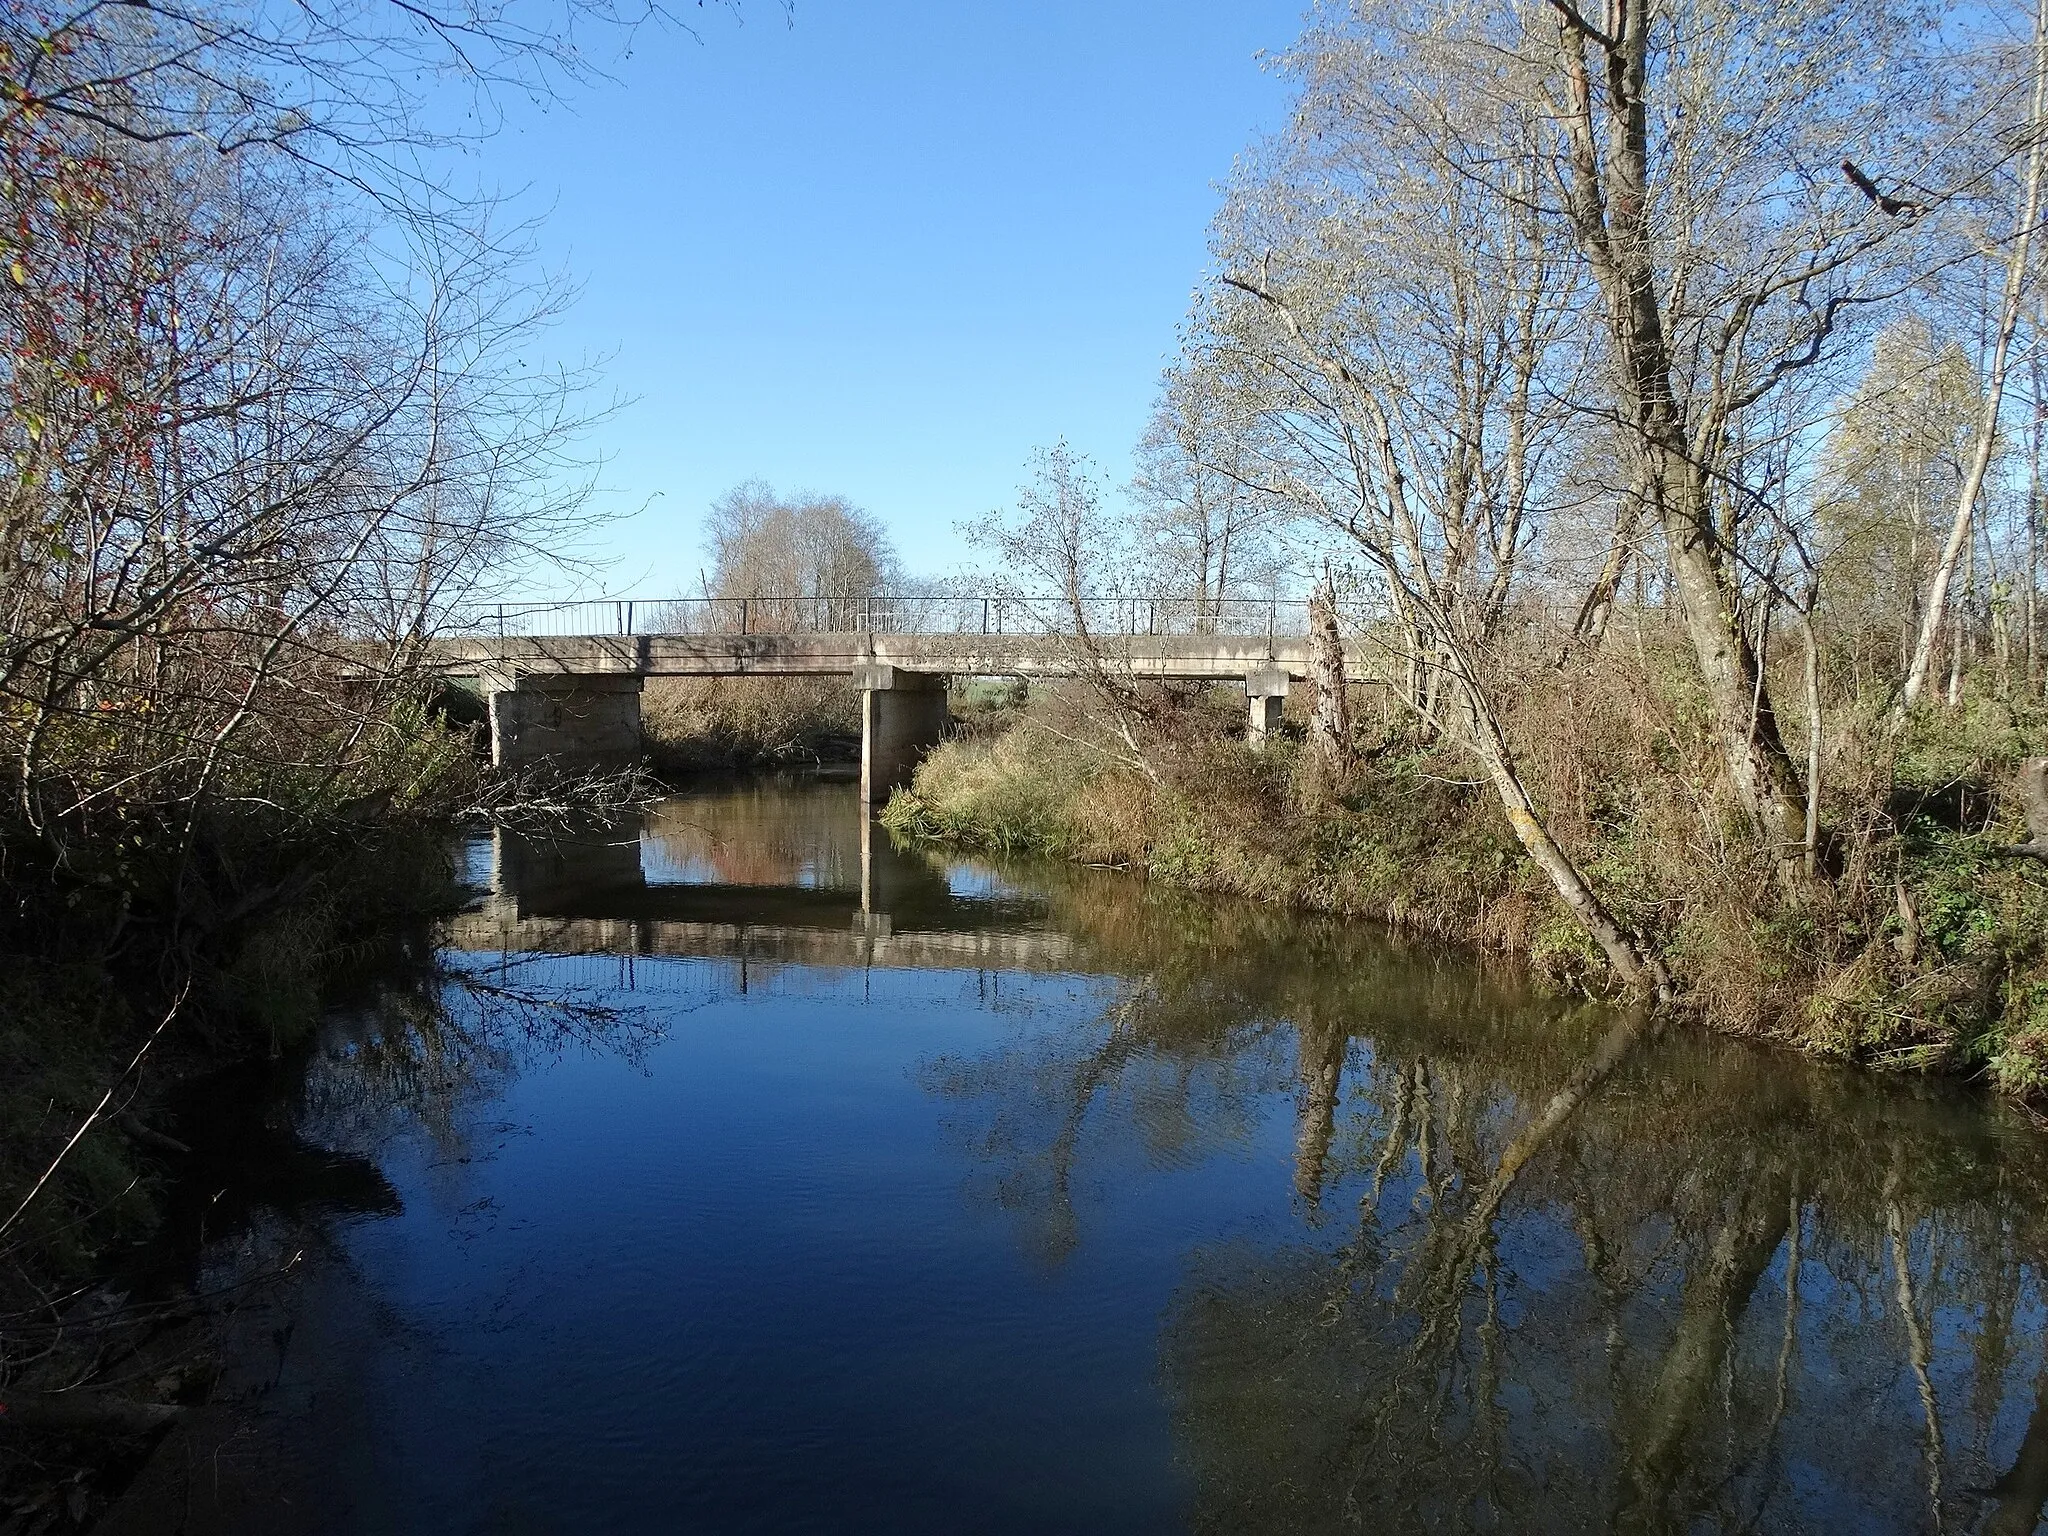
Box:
[458, 1, 1306, 597]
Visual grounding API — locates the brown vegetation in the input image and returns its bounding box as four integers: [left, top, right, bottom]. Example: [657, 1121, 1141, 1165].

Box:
[887, 631, 2048, 1097]
[642, 676, 862, 772]
[909, 0, 2048, 1101]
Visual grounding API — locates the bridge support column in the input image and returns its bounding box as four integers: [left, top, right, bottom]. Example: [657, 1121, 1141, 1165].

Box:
[1246, 666, 1289, 747]
[487, 672, 644, 773]
[856, 663, 948, 809]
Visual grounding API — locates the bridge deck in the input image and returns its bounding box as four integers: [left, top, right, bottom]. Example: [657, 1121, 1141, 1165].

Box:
[429, 631, 1364, 681]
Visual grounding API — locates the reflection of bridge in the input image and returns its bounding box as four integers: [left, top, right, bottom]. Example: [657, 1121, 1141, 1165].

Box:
[442, 818, 1079, 973]
[428, 596, 1366, 803]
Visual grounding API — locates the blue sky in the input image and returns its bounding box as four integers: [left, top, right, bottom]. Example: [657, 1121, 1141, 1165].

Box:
[458, 1, 1306, 596]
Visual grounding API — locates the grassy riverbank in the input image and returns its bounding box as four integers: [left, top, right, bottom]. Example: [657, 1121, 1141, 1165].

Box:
[881, 672, 2048, 1100]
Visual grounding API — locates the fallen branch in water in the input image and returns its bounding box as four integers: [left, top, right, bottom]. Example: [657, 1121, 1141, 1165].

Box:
[459, 765, 660, 831]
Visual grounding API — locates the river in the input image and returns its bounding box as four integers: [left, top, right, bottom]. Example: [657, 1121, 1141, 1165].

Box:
[105, 779, 2048, 1533]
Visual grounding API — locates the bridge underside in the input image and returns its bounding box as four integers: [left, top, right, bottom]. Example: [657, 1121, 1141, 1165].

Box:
[446, 632, 1353, 805]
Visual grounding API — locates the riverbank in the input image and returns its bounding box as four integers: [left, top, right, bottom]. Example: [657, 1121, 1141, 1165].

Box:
[879, 680, 2048, 1101]
[0, 817, 475, 1526]
[0, 694, 528, 1524]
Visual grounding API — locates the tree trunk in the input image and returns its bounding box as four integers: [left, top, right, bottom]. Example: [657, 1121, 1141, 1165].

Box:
[1550, 11, 1809, 859]
[1799, 606, 1824, 879]
[2028, 357, 2042, 693]
[1659, 485, 1810, 853]
[1307, 572, 1353, 790]
[1947, 510, 1973, 708]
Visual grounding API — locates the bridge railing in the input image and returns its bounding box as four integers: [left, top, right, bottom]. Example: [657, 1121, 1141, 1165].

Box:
[446, 595, 1315, 641]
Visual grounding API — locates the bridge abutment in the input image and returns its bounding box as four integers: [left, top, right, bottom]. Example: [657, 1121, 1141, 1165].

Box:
[487, 672, 644, 774]
[856, 663, 948, 809]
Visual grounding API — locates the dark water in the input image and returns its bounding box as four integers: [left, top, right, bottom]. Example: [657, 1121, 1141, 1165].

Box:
[120, 780, 2048, 1533]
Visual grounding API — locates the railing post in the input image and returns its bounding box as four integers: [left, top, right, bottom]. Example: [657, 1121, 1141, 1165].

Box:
[740, 597, 749, 636]
[495, 603, 505, 639]
[1269, 598, 1278, 645]
[626, 600, 635, 635]
[863, 595, 872, 633]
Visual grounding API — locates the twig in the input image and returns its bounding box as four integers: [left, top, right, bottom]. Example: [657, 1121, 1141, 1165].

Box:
[0, 984, 188, 1243]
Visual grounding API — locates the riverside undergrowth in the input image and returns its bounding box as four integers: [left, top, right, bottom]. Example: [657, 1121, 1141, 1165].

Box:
[0, 702, 496, 1390]
[882, 671, 2048, 1102]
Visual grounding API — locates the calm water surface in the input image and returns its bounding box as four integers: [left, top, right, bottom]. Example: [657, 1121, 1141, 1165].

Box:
[126, 781, 2048, 1532]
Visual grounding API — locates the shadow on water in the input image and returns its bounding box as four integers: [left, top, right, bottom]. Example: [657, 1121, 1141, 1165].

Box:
[109, 777, 2048, 1533]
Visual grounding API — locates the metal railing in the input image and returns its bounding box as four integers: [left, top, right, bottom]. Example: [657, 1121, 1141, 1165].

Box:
[447, 595, 1315, 642]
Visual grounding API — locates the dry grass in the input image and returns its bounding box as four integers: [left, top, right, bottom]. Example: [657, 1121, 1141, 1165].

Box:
[883, 642, 2048, 1101]
[642, 677, 862, 773]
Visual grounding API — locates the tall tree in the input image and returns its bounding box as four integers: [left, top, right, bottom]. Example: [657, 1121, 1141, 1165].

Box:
[1815, 319, 1984, 682]
[1200, 5, 1670, 996]
[1130, 362, 1282, 631]
[704, 481, 901, 630]
[1903, 0, 2048, 708]
[1524, 0, 1951, 853]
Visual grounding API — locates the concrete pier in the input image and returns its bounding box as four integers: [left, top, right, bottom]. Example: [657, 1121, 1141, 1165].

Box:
[856, 663, 949, 809]
[1246, 665, 1289, 746]
[488, 673, 644, 773]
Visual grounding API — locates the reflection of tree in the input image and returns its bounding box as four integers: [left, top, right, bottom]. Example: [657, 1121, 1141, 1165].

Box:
[919, 864, 2048, 1533]
[641, 788, 865, 891]
[921, 979, 1287, 1269]
[1616, 1160, 1794, 1530]
[1985, 1371, 2048, 1536]
[302, 945, 658, 1174]
[1293, 1012, 1347, 1207]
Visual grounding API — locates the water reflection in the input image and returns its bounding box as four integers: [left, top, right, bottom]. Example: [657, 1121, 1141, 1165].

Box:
[922, 886, 2048, 1532]
[123, 781, 2048, 1533]
[453, 780, 1064, 973]
[457, 784, 2048, 1530]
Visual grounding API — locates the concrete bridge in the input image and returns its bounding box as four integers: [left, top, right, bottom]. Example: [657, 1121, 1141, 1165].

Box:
[430, 596, 1354, 805]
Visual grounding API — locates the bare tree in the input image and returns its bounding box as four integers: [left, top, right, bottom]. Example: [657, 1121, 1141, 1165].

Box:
[1502, 0, 2041, 851]
[0, 4, 601, 904]
[703, 482, 901, 630]
[1903, 0, 2048, 709]
[1195, 7, 1671, 996]
[1130, 361, 1285, 631]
